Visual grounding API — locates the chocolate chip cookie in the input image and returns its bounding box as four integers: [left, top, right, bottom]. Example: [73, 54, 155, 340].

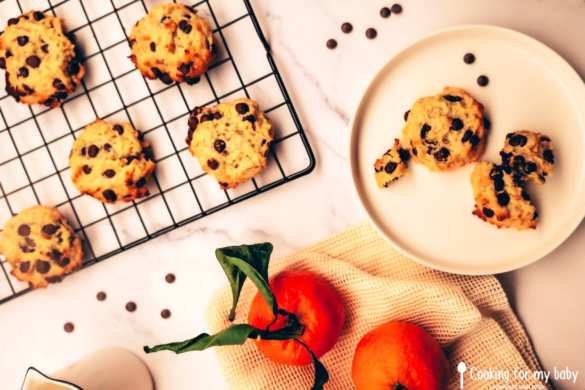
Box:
[500, 131, 554, 185]
[402, 87, 488, 171]
[187, 98, 273, 189]
[0, 205, 83, 288]
[374, 139, 411, 188]
[0, 10, 85, 107]
[471, 162, 537, 230]
[129, 3, 213, 85]
[70, 120, 155, 203]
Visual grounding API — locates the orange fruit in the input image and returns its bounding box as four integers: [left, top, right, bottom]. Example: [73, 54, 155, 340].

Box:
[247, 270, 346, 366]
[352, 321, 449, 390]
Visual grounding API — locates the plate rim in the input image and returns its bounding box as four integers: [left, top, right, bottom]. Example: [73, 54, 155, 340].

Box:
[349, 24, 585, 275]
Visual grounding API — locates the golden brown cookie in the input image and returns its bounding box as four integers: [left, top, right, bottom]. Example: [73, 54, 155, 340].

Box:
[471, 162, 537, 230]
[129, 3, 213, 85]
[500, 131, 554, 185]
[0, 10, 85, 107]
[402, 87, 488, 171]
[187, 98, 273, 189]
[0, 205, 83, 288]
[374, 139, 411, 188]
[70, 120, 155, 203]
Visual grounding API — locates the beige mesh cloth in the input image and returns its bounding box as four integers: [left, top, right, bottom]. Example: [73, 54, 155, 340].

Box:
[206, 222, 547, 390]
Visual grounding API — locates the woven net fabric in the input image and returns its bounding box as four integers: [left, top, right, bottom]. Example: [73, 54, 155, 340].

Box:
[206, 222, 546, 389]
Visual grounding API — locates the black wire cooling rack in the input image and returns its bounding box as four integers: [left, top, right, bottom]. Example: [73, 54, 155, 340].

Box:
[0, 0, 315, 304]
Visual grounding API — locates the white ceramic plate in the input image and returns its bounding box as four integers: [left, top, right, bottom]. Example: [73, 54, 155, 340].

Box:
[350, 25, 585, 275]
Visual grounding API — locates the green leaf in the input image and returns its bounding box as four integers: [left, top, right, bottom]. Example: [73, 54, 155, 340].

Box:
[215, 243, 275, 321]
[295, 339, 330, 390]
[144, 322, 303, 354]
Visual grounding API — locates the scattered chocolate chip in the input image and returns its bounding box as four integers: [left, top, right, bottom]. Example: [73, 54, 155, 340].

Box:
[398, 148, 410, 162]
[17, 36, 29, 46]
[380, 7, 391, 18]
[451, 118, 464, 131]
[213, 111, 223, 120]
[483, 117, 491, 130]
[150, 42, 156, 52]
[165, 273, 176, 283]
[42, 224, 58, 236]
[235, 102, 249, 114]
[214, 139, 226, 153]
[477, 75, 489, 87]
[244, 115, 256, 123]
[5, 50, 13, 58]
[326, 39, 337, 50]
[35, 260, 51, 274]
[33, 11, 45, 21]
[88, 144, 99, 157]
[179, 20, 192, 33]
[125, 301, 137, 312]
[41, 43, 49, 53]
[462, 130, 473, 143]
[497, 192, 510, 206]
[341, 22, 353, 33]
[64, 322, 75, 333]
[82, 164, 92, 174]
[18, 67, 29, 78]
[0, 58, 5, 70]
[420, 123, 431, 139]
[384, 162, 397, 174]
[161, 309, 172, 319]
[8, 18, 18, 26]
[17, 224, 31, 236]
[207, 159, 219, 170]
[391, 3, 403, 14]
[543, 149, 554, 164]
[434, 147, 450, 162]
[103, 169, 116, 178]
[103, 143, 112, 152]
[96, 291, 107, 301]
[67, 60, 80, 76]
[58, 257, 70, 267]
[521, 190, 531, 201]
[443, 95, 462, 102]
[482, 207, 494, 218]
[463, 53, 475, 64]
[365, 28, 377, 39]
[103, 190, 117, 202]
[404, 110, 410, 121]
[19, 261, 30, 273]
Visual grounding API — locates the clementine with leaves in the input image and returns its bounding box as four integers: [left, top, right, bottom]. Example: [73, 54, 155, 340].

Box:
[248, 270, 346, 366]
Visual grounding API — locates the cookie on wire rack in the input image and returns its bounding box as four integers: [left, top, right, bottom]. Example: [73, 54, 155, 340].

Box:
[0, 10, 85, 107]
[129, 3, 214, 85]
[70, 120, 156, 204]
[187, 98, 274, 189]
[0, 205, 83, 289]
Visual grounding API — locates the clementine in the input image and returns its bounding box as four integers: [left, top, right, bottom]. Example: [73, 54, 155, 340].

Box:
[247, 270, 346, 366]
[352, 321, 449, 390]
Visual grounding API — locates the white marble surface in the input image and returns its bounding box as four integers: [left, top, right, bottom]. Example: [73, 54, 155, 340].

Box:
[1, 0, 585, 389]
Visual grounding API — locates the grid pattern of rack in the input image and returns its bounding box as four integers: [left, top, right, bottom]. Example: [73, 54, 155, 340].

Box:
[0, 0, 315, 304]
